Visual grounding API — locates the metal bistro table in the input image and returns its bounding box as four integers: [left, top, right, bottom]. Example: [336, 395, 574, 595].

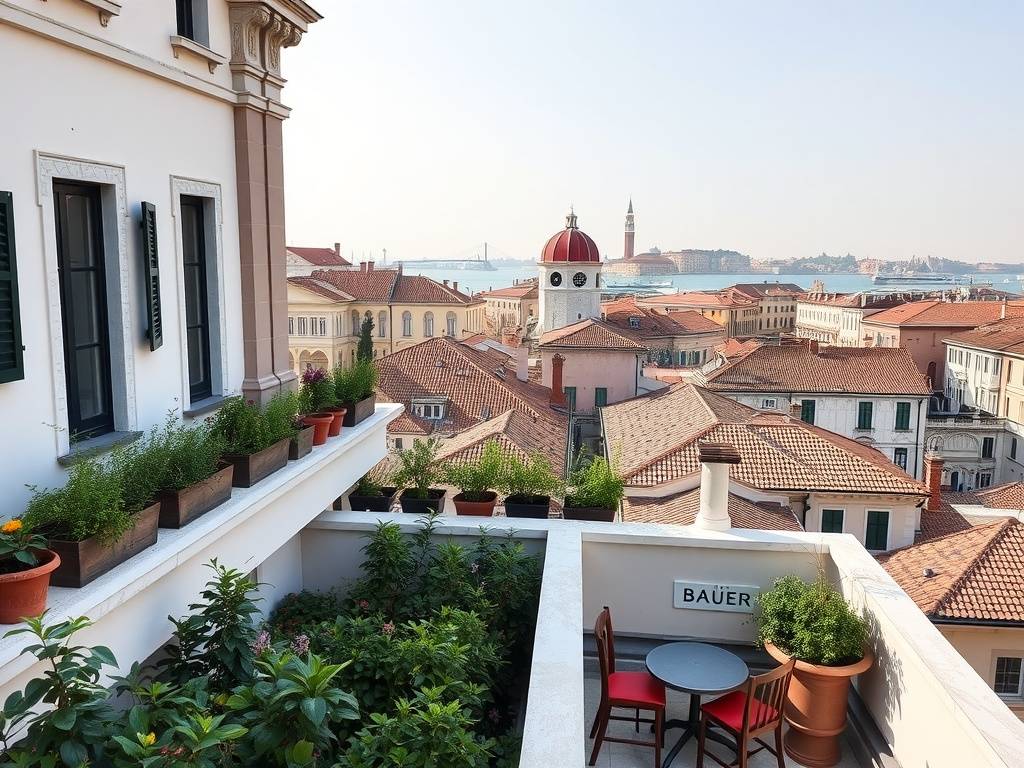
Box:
[645, 641, 750, 768]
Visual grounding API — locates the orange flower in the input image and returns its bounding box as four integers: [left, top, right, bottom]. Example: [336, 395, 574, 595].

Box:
[1, 519, 22, 534]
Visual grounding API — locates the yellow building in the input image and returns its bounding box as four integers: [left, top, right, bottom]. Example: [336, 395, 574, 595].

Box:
[286, 263, 484, 372]
[479, 280, 539, 335]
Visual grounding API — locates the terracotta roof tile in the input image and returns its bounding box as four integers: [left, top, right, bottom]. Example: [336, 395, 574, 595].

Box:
[601, 297, 725, 338]
[863, 300, 1024, 327]
[727, 283, 804, 299]
[287, 246, 351, 267]
[434, 409, 566, 475]
[391, 275, 481, 305]
[944, 318, 1024, 354]
[919, 483, 1024, 542]
[310, 268, 399, 302]
[879, 519, 1024, 623]
[638, 291, 754, 309]
[706, 344, 931, 395]
[538, 318, 648, 350]
[287, 276, 353, 302]
[479, 284, 539, 299]
[623, 489, 802, 531]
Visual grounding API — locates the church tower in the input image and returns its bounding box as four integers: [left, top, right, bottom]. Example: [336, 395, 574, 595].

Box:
[537, 210, 603, 334]
[624, 198, 635, 260]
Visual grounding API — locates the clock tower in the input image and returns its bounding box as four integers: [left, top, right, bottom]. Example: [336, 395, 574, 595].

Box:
[537, 210, 603, 334]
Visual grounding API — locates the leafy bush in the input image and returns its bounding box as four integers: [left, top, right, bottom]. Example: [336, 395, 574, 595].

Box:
[352, 473, 385, 498]
[356, 317, 375, 363]
[756, 574, 868, 666]
[565, 454, 624, 510]
[24, 454, 132, 544]
[334, 359, 378, 405]
[499, 450, 563, 502]
[301, 367, 337, 413]
[116, 414, 226, 500]
[213, 395, 297, 456]
[271, 589, 345, 636]
[392, 439, 442, 499]
[444, 441, 506, 501]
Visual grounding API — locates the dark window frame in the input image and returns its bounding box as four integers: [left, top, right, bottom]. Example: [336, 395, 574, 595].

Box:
[800, 399, 815, 425]
[857, 401, 873, 430]
[865, 510, 889, 551]
[895, 401, 911, 431]
[595, 387, 608, 407]
[893, 447, 908, 470]
[175, 0, 195, 40]
[821, 508, 844, 533]
[181, 195, 213, 402]
[982, 437, 995, 459]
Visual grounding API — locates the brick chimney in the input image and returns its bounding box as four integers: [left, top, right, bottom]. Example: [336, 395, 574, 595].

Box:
[366, 261, 374, 271]
[359, 261, 367, 272]
[549, 354, 567, 407]
[923, 452, 945, 512]
[333, 241, 341, 256]
[453, 281, 458, 292]
[516, 339, 529, 383]
[695, 442, 741, 531]
[807, 339, 820, 354]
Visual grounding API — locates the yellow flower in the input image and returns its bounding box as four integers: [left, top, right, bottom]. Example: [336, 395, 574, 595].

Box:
[141, 732, 156, 746]
[1, 519, 22, 534]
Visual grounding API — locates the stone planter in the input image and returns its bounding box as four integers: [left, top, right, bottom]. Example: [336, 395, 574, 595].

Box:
[339, 486, 398, 513]
[48, 502, 160, 588]
[453, 491, 497, 517]
[223, 438, 291, 488]
[157, 462, 234, 529]
[562, 499, 617, 522]
[765, 641, 874, 768]
[301, 413, 334, 446]
[399, 488, 446, 515]
[324, 406, 347, 437]
[289, 425, 316, 460]
[341, 393, 375, 427]
[503, 494, 551, 519]
[0, 550, 61, 624]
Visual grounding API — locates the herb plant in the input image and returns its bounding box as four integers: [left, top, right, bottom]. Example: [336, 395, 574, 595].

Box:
[499, 451, 563, 503]
[301, 367, 337, 413]
[392, 439, 442, 499]
[444, 440, 506, 501]
[212, 395, 297, 456]
[565, 455, 624, 510]
[333, 359, 378, 405]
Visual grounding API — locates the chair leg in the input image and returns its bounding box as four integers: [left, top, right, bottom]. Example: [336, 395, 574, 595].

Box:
[589, 704, 601, 739]
[654, 707, 664, 768]
[695, 715, 706, 768]
[738, 732, 749, 768]
[589, 704, 610, 766]
[636, 707, 640, 733]
[775, 723, 786, 768]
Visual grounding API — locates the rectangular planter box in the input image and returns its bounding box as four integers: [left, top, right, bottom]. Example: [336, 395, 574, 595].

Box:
[339, 487, 397, 512]
[503, 495, 551, 519]
[562, 504, 617, 522]
[399, 488, 446, 515]
[341, 393, 375, 427]
[157, 462, 234, 529]
[48, 502, 160, 588]
[289, 425, 315, 460]
[223, 437, 291, 488]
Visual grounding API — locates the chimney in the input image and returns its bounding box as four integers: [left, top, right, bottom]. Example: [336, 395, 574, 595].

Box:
[359, 261, 367, 272]
[923, 452, 945, 512]
[453, 281, 458, 292]
[333, 241, 341, 255]
[549, 354, 567, 407]
[1002, 298, 1007, 320]
[443, 279, 449, 286]
[807, 339, 820, 354]
[366, 261, 374, 271]
[695, 442, 741, 531]
[516, 340, 529, 383]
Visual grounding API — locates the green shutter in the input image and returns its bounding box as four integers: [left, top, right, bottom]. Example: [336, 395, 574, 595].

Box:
[800, 399, 815, 424]
[0, 192, 25, 383]
[595, 387, 608, 407]
[895, 402, 910, 430]
[865, 510, 889, 550]
[140, 202, 163, 351]
[821, 509, 843, 533]
[857, 401, 873, 430]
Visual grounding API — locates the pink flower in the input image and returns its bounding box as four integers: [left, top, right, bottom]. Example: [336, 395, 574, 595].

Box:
[291, 634, 310, 655]
[251, 630, 271, 655]
[382, 621, 395, 636]
[357, 599, 370, 612]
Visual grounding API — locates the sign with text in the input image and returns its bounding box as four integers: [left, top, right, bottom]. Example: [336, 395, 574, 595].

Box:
[673, 580, 759, 614]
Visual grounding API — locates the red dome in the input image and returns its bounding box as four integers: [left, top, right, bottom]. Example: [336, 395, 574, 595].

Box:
[541, 211, 601, 263]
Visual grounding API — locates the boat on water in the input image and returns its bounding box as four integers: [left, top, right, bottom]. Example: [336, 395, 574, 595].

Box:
[607, 280, 673, 289]
[872, 270, 955, 285]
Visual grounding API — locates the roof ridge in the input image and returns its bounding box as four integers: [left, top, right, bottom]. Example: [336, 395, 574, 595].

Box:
[931, 518, 1017, 617]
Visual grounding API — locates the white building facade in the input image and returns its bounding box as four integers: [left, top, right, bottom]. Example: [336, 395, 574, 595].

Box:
[537, 212, 603, 334]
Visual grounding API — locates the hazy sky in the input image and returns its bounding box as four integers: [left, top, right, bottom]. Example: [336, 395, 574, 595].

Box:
[282, 1, 1023, 264]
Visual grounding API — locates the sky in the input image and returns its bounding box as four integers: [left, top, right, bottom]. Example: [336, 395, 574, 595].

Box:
[281, 1, 1023, 264]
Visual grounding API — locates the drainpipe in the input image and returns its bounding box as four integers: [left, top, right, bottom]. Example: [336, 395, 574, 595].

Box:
[695, 442, 741, 531]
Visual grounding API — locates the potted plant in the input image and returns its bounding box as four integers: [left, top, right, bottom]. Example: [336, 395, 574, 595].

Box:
[563, 455, 623, 522]
[0, 519, 60, 624]
[339, 470, 397, 512]
[300, 367, 344, 438]
[443, 440, 505, 516]
[277, 390, 316, 460]
[212, 395, 296, 488]
[393, 439, 446, 514]
[500, 451, 563, 519]
[756, 574, 873, 768]
[335, 358, 378, 427]
[22, 454, 160, 588]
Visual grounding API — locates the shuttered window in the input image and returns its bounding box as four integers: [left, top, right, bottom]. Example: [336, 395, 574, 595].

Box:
[0, 192, 24, 383]
[865, 510, 889, 551]
[140, 202, 163, 351]
[895, 401, 911, 430]
[857, 401, 873, 430]
[821, 509, 844, 533]
[800, 399, 815, 424]
[181, 197, 211, 400]
[595, 387, 608, 407]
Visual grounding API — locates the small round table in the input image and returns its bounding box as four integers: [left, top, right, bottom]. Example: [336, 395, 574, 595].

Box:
[645, 641, 750, 768]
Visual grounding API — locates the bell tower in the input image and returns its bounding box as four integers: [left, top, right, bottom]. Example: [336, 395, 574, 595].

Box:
[537, 211, 603, 334]
[624, 198, 635, 260]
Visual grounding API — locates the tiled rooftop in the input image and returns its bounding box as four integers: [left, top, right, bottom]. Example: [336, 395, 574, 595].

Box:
[601, 297, 725, 337]
[863, 300, 1024, 327]
[944, 318, 1024, 353]
[287, 245, 351, 266]
[622, 489, 801, 531]
[539, 318, 650, 350]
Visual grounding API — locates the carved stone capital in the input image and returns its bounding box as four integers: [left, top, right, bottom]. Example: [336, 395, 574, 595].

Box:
[227, 1, 318, 101]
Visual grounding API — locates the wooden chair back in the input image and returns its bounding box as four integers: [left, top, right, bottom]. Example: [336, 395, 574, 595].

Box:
[743, 658, 795, 734]
[593, 606, 616, 700]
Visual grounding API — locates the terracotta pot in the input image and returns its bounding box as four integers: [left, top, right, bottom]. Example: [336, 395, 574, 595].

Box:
[0, 550, 61, 624]
[302, 413, 334, 446]
[324, 407, 348, 437]
[341, 393, 375, 427]
[562, 499, 617, 522]
[157, 462, 234, 529]
[48, 502, 160, 588]
[223, 437, 291, 488]
[503, 494, 551, 519]
[765, 641, 874, 768]
[453, 491, 497, 516]
[399, 488, 446, 515]
[338, 487, 397, 512]
[289, 425, 316, 460]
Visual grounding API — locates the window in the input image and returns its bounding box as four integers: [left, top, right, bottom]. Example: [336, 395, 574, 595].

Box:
[351, 310, 360, 336]
[401, 311, 412, 337]
[0, 192, 25, 384]
[595, 387, 608, 407]
[394, 437, 403, 451]
[821, 509, 844, 533]
[288, 316, 294, 335]
[54, 181, 114, 437]
[423, 312, 434, 337]
[983, 437, 995, 459]
[995, 657, 1023, 697]
[761, 398, 778, 410]
[446, 312, 457, 337]
[175, 0, 209, 45]
[857, 401, 873, 430]
[180, 196, 212, 401]
[378, 310, 387, 338]
[979, 472, 992, 488]
[894, 401, 911, 431]
[319, 317, 327, 336]
[297, 317, 307, 335]
[893, 447, 908, 470]
[865, 510, 889, 551]
[564, 386, 577, 411]
[1012, 438, 1018, 461]
[800, 399, 815, 425]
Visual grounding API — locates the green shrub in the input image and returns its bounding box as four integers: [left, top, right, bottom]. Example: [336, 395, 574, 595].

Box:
[301, 367, 337, 413]
[392, 439, 442, 499]
[499, 450, 563, 502]
[444, 441, 506, 501]
[212, 395, 297, 456]
[24, 454, 132, 543]
[270, 589, 345, 636]
[352, 472, 385, 497]
[334, 359, 379, 405]
[565, 454, 624, 510]
[756, 574, 868, 666]
[114, 415, 226, 501]
[356, 316, 375, 363]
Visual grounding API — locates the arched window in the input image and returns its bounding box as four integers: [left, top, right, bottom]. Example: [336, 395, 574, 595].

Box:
[402, 311, 412, 337]
[378, 310, 388, 338]
[423, 312, 434, 337]
[351, 310, 360, 336]
[446, 312, 457, 337]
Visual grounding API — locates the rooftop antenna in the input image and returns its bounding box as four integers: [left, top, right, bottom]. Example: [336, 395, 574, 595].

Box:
[382, 247, 387, 265]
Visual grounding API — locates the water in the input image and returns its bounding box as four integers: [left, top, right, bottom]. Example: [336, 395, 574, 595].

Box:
[398, 263, 1024, 296]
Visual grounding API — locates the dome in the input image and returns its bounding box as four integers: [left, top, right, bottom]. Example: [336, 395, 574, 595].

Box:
[541, 211, 601, 264]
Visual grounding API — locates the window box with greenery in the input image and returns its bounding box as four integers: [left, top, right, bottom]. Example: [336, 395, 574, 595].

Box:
[0, 519, 59, 624]
[22, 454, 160, 588]
[393, 439, 446, 514]
[563, 455, 624, 522]
[443, 440, 505, 516]
[300, 367, 343, 440]
[340, 470, 398, 513]
[275, 390, 316, 460]
[756, 574, 873, 768]
[334, 357, 378, 428]
[500, 451, 564, 519]
[212, 395, 297, 488]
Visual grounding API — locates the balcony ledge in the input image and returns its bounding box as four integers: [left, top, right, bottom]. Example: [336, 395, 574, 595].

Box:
[169, 35, 227, 73]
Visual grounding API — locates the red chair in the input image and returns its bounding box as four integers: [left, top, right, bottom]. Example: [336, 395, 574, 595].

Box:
[589, 606, 666, 767]
[695, 658, 796, 768]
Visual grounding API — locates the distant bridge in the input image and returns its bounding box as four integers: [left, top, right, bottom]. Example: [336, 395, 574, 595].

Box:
[392, 242, 498, 271]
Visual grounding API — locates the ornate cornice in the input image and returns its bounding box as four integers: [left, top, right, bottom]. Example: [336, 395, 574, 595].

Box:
[227, 1, 319, 106]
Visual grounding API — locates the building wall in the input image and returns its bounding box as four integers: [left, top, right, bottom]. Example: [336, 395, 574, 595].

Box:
[939, 624, 1024, 721]
[537, 263, 602, 333]
[483, 294, 538, 333]
[644, 329, 728, 368]
[805, 493, 922, 551]
[944, 342, 1002, 414]
[540, 348, 641, 411]
[864, 323, 962, 385]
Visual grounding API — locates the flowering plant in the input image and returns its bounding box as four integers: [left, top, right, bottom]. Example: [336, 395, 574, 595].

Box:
[299, 367, 337, 413]
[0, 518, 49, 575]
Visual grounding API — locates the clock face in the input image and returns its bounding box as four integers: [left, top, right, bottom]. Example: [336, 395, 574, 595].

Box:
[549, 271, 563, 287]
[572, 271, 587, 287]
